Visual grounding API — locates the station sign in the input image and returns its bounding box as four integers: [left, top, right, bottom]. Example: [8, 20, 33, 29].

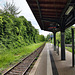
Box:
[48, 27, 56, 29]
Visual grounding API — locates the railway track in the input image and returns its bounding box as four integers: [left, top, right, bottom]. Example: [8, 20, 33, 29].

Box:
[3, 43, 45, 75]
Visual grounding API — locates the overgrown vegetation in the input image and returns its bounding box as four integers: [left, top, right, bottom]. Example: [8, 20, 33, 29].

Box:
[0, 2, 45, 72]
[65, 27, 72, 44]
[56, 27, 72, 44]
[0, 42, 45, 71]
[46, 34, 50, 42]
[0, 2, 45, 51]
[46, 34, 54, 43]
[0, 14, 45, 50]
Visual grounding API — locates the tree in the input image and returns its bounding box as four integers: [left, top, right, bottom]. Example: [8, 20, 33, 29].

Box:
[56, 27, 72, 44]
[0, 8, 45, 50]
[0, 9, 4, 14]
[56, 32, 61, 42]
[46, 34, 51, 41]
[38, 35, 45, 42]
[65, 27, 72, 44]
[4, 2, 21, 16]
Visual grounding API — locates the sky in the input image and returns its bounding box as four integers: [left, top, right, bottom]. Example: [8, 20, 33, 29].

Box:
[0, 0, 51, 36]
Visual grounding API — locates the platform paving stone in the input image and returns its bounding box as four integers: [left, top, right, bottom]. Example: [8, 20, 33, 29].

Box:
[29, 43, 75, 75]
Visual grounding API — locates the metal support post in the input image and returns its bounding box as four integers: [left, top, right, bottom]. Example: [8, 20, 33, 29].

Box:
[61, 17, 65, 60]
[72, 29, 74, 67]
[61, 31, 65, 60]
[54, 32, 56, 51]
[57, 40, 59, 55]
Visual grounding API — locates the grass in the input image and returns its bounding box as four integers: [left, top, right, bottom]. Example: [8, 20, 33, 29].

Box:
[0, 42, 45, 72]
[65, 47, 75, 54]
[51, 41, 75, 54]
[65, 47, 72, 52]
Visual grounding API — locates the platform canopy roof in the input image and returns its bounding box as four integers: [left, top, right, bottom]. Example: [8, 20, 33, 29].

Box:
[26, 0, 75, 32]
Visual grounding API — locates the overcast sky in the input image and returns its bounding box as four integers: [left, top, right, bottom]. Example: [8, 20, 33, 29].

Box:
[0, 0, 51, 36]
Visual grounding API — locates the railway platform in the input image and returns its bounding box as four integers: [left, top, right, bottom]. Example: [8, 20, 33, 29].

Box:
[29, 43, 75, 75]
